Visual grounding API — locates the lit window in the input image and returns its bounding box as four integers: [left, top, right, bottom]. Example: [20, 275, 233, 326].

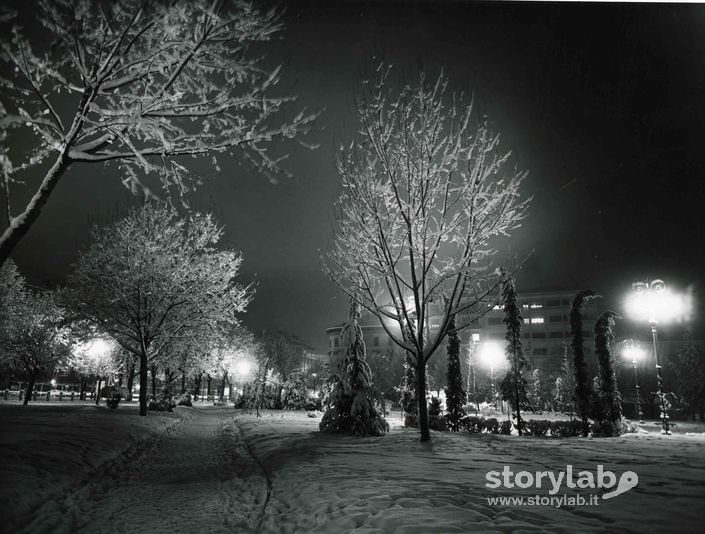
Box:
[530, 302, 543, 309]
[530, 317, 544, 324]
[522, 304, 529, 309]
[492, 304, 502, 310]
[523, 318, 530, 324]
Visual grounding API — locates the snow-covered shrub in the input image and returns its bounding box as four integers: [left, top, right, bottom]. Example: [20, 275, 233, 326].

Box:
[102, 385, 121, 409]
[525, 419, 551, 437]
[499, 420, 512, 435]
[484, 417, 500, 434]
[148, 387, 176, 412]
[306, 396, 322, 412]
[176, 393, 192, 406]
[429, 397, 447, 431]
[281, 369, 308, 410]
[320, 301, 389, 437]
[549, 420, 583, 437]
[465, 415, 485, 433]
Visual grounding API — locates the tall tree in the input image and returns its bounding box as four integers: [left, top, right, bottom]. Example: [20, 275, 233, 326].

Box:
[444, 314, 466, 432]
[569, 289, 598, 436]
[324, 65, 530, 441]
[0, 0, 316, 267]
[501, 273, 526, 434]
[669, 334, 705, 422]
[594, 311, 622, 436]
[64, 203, 251, 416]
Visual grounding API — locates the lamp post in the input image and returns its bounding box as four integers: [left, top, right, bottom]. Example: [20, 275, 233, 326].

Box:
[467, 332, 480, 414]
[480, 342, 503, 408]
[626, 279, 689, 435]
[623, 341, 645, 424]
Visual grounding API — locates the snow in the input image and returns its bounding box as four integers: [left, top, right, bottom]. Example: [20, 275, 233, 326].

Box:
[1, 402, 704, 533]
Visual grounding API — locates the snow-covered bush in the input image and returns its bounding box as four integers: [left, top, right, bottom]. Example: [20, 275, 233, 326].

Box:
[102, 385, 121, 409]
[320, 301, 389, 437]
[148, 387, 176, 412]
[176, 393, 192, 407]
[525, 419, 551, 437]
[281, 369, 308, 410]
[549, 420, 583, 437]
[484, 417, 500, 434]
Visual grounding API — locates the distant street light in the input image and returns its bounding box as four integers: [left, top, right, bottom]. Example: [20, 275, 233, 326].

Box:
[479, 342, 503, 405]
[625, 279, 690, 435]
[622, 340, 646, 424]
[467, 332, 480, 414]
[312, 372, 318, 393]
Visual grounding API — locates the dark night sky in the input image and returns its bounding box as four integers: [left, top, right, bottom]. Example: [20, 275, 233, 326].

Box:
[7, 1, 705, 350]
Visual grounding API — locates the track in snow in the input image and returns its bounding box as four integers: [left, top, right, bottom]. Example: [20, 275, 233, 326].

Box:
[23, 407, 270, 534]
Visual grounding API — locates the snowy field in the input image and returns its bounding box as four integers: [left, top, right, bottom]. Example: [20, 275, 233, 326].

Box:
[1, 403, 704, 533]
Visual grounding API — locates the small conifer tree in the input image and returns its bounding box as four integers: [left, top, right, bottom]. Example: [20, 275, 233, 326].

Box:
[501, 273, 527, 434]
[594, 311, 623, 436]
[444, 315, 466, 431]
[320, 300, 389, 436]
[570, 289, 598, 436]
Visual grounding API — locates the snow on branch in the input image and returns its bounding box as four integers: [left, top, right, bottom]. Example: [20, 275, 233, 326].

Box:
[0, 0, 318, 265]
[324, 64, 531, 362]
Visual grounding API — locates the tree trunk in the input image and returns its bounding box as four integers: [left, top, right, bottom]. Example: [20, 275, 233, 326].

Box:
[79, 376, 86, 400]
[416, 354, 430, 442]
[193, 372, 202, 398]
[206, 374, 212, 399]
[126, 363, 135, 400]
[181, 371, 186, 394]
[151, 365, 157, 398]
[219, 371, 229, 401]
[139, 350, 148, 416]
[23, 372, 37, 406]
[95, 378, 102, 405]
[0, 154, 71, 268]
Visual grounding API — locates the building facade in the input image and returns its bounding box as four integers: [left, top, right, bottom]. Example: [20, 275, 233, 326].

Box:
[325, 289, 602, 373]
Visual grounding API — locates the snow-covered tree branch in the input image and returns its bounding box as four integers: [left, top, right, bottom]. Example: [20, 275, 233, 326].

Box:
[0, 0, 317, 266]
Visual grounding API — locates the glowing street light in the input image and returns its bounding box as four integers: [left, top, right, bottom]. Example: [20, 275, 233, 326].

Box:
[479, 342, 503, 404]
[466, 332, 481, 414]
[625, 279, 690, 435]
[622, 341, 646, 424]
[85, 338, 113, 360]
[235, 360, 252, 378]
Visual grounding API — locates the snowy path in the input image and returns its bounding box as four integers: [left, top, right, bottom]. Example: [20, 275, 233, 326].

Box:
[21, 407, 269, 534]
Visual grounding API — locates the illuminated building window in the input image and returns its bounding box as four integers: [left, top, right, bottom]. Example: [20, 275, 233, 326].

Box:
[530, 317, 544, 324]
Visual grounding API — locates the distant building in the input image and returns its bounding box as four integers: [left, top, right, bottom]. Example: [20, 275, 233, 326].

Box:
[325, 289, 602, 372]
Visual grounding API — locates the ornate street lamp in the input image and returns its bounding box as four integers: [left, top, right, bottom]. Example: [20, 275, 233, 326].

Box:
[625, 279, 690, 435]
[622, 341, 645, 424]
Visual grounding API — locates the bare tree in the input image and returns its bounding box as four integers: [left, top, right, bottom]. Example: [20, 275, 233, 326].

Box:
[64, 203, 252, 416]
[323, 65, 530, 441]
[0, 0, 317, 267]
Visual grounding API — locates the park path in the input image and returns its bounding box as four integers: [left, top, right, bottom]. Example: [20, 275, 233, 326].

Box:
[24, 407, 269, 534]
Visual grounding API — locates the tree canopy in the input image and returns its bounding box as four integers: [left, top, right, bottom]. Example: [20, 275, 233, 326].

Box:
[324, 65, 530, 441]
[64, 203, 252, 415]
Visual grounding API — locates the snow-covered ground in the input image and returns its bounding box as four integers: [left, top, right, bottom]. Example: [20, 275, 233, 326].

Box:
[1, 403, 704, 533]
